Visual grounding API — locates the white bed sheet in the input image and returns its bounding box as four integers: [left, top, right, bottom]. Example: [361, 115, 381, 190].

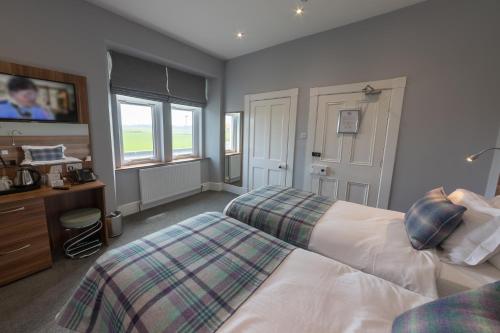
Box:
[309, 201, 439, 298]
[436, 253, 500, 296]
[219, 249, 430, 333]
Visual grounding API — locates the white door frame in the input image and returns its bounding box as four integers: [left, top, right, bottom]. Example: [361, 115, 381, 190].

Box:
[304, 77, 406, 208]
[243, 88, 299, 191]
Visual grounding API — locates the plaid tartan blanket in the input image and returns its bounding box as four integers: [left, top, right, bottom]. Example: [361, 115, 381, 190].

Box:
[56, 212, 294, 333]
[392, 281, 500, 333]
[225, 186, 333, 248]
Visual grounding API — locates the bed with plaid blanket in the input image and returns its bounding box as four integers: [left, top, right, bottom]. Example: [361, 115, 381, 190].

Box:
[56, 212, 294, 333]
[224, 186, 333, 248]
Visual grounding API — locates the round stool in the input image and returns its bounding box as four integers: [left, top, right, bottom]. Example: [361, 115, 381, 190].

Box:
[60, 208, 103, 259]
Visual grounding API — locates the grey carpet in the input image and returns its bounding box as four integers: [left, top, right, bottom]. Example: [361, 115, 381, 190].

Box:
[0, 191, 237, 333]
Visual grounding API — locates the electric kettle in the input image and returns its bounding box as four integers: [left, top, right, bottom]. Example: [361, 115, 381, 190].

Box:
[13, 167, 41, 187]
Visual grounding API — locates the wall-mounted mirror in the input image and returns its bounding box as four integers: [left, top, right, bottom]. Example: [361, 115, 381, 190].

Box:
[224, 112, 243, 187]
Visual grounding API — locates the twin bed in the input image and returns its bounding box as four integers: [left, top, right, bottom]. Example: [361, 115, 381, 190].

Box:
[57, 186, 500, 332]
[224, 186, 500, 298]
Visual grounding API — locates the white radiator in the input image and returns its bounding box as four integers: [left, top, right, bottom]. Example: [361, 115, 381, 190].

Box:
[139, 161, 201, 206]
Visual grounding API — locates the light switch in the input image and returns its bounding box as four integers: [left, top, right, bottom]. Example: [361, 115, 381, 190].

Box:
[1, 150, 8, 155]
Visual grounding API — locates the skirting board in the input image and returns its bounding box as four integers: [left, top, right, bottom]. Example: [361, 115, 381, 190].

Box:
[118, 184, 247, 217]
[202, 182, 248, 195]
[118, 188, 202, 217]
[118, 201, 141, 217]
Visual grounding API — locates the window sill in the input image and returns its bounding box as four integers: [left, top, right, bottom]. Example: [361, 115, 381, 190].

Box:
[115, 157, 204, 171]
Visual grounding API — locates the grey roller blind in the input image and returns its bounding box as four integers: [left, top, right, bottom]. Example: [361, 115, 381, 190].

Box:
[109, 51, 207, 107]
[167, 67, 207, 106]
[109, 51, 169, 102]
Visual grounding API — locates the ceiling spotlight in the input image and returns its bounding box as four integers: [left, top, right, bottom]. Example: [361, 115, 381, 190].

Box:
[295, 7, 304, 15]
[236, 32, 245, 39]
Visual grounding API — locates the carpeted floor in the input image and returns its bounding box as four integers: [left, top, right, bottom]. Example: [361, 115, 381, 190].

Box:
[0, 191, 237, 333]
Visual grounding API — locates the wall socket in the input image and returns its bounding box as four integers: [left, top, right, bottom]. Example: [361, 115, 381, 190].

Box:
[66, 163, 83, 171]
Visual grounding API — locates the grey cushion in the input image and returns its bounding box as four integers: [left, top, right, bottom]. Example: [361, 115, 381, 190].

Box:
[30, 147, 64, 161]
[60, 208, 101, 229]
[404, 187, 466, 250]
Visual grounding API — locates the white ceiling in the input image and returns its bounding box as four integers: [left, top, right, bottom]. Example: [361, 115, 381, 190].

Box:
[86, 0, 426, 60]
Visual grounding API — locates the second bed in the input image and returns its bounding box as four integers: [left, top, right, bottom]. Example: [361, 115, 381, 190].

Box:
[224, 186, 500, 298]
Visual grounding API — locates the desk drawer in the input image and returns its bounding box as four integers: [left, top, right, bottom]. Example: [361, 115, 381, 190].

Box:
[0, 199, 52, 285]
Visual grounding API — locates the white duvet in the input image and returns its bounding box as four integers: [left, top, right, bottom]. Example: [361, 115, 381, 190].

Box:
[219, 249, 430, 333]
[309, 201, 439, 298]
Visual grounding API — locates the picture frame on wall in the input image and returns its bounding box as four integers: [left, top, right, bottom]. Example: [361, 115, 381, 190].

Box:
[337, 108, 360, 134]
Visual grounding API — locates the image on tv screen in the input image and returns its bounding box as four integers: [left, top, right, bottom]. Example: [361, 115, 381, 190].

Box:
[0, 73, 77, 122]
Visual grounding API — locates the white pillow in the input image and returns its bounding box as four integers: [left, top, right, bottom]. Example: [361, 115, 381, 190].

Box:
[22, 144, 67, 162]
[488, 196, 500, 269]
[490, 196, 500, 208]
[441, 189, 500, 266]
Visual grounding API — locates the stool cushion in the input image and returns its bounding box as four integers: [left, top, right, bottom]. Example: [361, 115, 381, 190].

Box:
[60, 208, 101, 229]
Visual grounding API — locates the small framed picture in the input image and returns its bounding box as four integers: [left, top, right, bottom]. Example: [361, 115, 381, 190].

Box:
[337, 109, 360, 134]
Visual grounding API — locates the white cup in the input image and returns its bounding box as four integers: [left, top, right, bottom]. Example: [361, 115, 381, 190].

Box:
[0, 176, 13, 191]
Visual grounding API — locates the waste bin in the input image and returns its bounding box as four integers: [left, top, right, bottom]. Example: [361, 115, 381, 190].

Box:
[107, 211, 122, 238]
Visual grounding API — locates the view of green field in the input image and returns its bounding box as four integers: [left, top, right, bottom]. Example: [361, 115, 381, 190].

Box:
[123, 125, 192, 153]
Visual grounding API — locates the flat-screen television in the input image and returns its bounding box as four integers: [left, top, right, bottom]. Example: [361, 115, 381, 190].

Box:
[0, 73, 78, 122]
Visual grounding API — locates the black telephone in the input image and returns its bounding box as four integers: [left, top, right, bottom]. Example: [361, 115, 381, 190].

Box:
[69, 168, 97, 184]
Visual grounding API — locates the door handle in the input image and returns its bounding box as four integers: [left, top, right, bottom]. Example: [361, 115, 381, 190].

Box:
[278, 164, 287, 170]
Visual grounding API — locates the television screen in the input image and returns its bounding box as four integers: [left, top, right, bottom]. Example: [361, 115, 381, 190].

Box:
[0, 73, 78, 122]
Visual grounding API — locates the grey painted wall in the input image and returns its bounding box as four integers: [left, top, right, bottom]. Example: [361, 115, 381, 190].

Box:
[225, 0, 500, 211]
[0, 0, 225, 210]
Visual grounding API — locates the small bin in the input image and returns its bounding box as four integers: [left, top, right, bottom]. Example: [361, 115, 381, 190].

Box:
[107, 211, 122, 238]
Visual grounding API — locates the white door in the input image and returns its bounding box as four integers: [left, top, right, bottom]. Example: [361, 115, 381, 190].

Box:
[244, 89, 298, 190]
[304, 78, 406, 208]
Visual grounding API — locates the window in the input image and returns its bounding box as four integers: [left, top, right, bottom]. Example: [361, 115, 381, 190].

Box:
[171, 104, 201, 159]
[116, 95, 162, 165]
[225, 112, 241, 153]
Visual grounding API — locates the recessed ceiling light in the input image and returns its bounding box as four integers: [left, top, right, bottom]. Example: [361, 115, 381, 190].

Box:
[236, 32, 245, 39]
[295, 7, 304, 15]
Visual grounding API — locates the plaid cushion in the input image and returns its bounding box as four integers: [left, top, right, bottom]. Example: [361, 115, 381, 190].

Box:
[225, 186, 333, 248]
[404, 187, 466, 250]
[392, 281, 500, 333]
[56, 212, 294, 333]
[29, 147, 64, 161]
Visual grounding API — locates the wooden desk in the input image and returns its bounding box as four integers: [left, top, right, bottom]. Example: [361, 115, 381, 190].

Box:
[0, 181, 107, 285]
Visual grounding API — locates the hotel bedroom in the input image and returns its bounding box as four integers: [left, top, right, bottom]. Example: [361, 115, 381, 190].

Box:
[0, 0, 499, 332]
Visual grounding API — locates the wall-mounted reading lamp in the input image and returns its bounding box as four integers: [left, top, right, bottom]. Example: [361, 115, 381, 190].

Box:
[466, 147, 500, 162]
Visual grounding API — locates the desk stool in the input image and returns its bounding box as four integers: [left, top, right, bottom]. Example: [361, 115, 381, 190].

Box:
[60, 208, 102, 259]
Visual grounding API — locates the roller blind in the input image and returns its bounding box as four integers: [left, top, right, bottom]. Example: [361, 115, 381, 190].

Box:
[109, 51, 206, 106]
[167, 67, 207, 106]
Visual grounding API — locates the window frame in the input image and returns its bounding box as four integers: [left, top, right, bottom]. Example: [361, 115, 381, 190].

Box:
[170, 103, 202, 160]
[115, 95, 164, 167]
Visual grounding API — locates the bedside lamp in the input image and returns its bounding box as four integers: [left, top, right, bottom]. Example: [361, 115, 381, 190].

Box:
[466, 147, 500, 162]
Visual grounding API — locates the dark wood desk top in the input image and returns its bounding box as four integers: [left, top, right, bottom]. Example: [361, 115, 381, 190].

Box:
[0, 180, 105, 205]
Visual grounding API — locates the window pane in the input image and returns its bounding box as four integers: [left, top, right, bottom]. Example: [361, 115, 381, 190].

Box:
[120, 103, 155, 161]
[225, 113, 240, 153]
[172, 108, 193, 156]
[225, 115, 234, 151]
